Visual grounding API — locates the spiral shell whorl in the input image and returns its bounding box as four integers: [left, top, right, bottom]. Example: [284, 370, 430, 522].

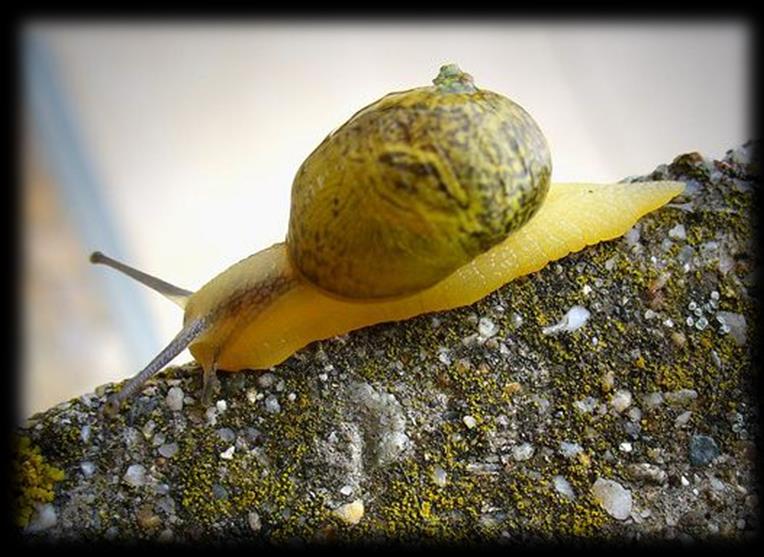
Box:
[287, 65, 551, 300]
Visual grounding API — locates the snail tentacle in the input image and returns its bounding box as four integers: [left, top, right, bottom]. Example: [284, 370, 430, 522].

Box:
[102, 318, 207, 417]
[90, 251, 193, 308]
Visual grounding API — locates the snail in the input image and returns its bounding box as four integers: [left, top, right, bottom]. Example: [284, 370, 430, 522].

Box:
[92, 64, 684, 416]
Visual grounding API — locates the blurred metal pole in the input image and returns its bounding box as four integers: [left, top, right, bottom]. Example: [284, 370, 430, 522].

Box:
[23, 30, 158, 374]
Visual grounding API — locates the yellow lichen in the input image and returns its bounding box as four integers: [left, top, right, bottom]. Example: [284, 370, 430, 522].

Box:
[12, 436, 65, 528]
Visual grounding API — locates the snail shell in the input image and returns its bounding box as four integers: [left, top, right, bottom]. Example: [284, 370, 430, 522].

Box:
[288, 64, 551, 299]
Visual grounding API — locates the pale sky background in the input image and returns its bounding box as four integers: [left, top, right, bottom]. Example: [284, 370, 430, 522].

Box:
[22, 21, 751, 418]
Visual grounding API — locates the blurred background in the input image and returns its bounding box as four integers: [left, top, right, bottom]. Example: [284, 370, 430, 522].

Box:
[21, 20, 751, 419]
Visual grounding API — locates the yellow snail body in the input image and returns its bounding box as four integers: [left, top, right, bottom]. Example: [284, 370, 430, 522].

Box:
[92, 64, 684, 416]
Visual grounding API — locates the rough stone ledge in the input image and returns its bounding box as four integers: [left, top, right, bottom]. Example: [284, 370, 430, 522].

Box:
[13, 142, 759, 545]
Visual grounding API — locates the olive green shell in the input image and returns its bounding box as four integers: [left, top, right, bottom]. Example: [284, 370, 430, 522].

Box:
[287, 64, 552, 300]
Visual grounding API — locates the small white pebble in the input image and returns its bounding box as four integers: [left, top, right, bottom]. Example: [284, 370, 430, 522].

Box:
[248, 510, 262, 532]
[681, 475, 690, 486]
[668, 224, 687, 241]
[152, 432, 166, 447]
[205, 407, 218, 426]
[123, 464, 147, 488]
[624, 226, 641, 247]
[510, 312, 524, 329]
[158, 442, 179, 459]
[611, 390, 633, 413]
[573, 397, 599, 413]
[582, 284, 592, 296]
[217, 428, 235, 443]
[25, 503, 57, 532]
[333, 499, 364, 525]
[432, 465, 448, 487]
[559, 441, 583, 459]
[257, 373, 277, 388]
[246, 388, 258, 404]
[512, 442, 534, 461]
[553, 475, 576, 500]
[463, 415, 477, 429]
[264, 395, 281, 414]
[216, 400, 227, 413]
[627, 407, 642, 422]
[591, 478, 632, 520]
[339, 485, 354, 496]
[619, 442, 633, 452]
[642, 392, 664, 410]
[318, 373, 329, 382]
[716, 311, 747, 346]
[165, 387, 184, 412]
[478, 317, 499, 338]
[287, 392, 297, 402]
[674, 411, 692, 427]
[542, 306, 590, 335]
[80, 461, 96, 477]
[379, 431, 410, 463]
[220, 446, 235, 460]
